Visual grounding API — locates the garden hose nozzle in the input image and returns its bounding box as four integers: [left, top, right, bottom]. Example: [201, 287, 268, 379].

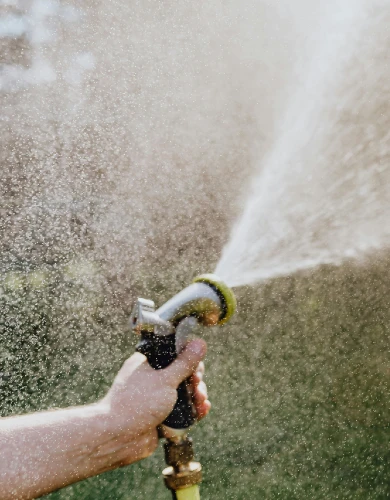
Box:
[130, 274, 236, 498]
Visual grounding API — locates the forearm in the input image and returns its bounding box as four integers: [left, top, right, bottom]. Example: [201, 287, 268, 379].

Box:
[0, 402, 128, 499]
[0, 341, 207, 499]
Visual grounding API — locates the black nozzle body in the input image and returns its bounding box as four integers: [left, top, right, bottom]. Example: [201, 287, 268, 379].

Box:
[136, 332, 197, 429]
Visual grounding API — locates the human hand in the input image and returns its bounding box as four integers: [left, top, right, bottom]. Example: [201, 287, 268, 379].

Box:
[99, 339, 210, 468]
[0, 341, 210, 498]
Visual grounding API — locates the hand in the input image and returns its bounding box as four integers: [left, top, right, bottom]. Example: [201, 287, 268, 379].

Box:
[0, 342, 211, 499]
[99, 339, 210, 468]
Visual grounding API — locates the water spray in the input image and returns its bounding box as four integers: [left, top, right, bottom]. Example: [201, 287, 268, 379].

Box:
[130, 274, 236, 500]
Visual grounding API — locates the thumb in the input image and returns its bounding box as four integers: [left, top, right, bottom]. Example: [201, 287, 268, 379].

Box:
[162, 339, 207, 387]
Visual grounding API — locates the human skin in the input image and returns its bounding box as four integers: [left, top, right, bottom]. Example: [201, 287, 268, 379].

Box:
[0, 339, 209, 500]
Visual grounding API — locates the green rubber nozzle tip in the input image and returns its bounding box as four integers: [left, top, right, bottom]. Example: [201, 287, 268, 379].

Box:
[193, 273, 236, 325]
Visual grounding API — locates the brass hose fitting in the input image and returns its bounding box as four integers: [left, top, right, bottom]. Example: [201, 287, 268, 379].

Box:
[162, 437, 202, 492]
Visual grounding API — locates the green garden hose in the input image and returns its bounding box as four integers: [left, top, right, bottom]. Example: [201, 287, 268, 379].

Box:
[174, 485, 201, 500]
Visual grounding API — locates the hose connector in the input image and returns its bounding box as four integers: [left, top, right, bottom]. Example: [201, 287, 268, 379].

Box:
[162, 437, 202, 492]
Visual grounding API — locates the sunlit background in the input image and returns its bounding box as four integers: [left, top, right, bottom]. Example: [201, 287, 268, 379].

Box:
[1, 0, 390, 498]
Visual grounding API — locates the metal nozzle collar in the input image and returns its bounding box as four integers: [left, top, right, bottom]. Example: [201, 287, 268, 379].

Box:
[192, 274, 236, 325]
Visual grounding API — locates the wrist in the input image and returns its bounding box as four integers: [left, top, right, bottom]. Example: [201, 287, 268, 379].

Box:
[96, 394, 141, 439]
[71, 400, 128, 475]
[86, 398, 156, 472]
[54, 399, 142, 478]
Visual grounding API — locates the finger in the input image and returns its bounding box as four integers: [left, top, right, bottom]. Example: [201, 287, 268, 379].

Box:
[196, 400, 211, 420]
[191, 369, 206, 390]
[197, 362, 205, 377]
[191, 372, 201, 386]
[193, 381, 208, 404]
[162, 339, 207, 387]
